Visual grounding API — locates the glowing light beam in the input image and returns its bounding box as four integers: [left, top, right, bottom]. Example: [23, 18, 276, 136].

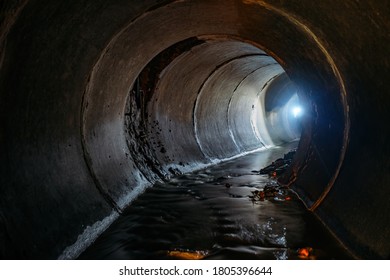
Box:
[292, 106, 302, 118]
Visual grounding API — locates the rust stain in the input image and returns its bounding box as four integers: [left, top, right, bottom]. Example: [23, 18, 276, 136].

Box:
[297, 247, 314, 259]
[167, 250, 208, 260]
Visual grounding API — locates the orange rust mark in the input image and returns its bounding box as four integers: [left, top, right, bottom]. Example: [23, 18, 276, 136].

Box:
[167, 250, 207, 260]
[297, 247, 313, 259]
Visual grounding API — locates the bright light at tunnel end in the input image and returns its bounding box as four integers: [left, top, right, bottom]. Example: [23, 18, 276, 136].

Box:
[292, 106, 303, 118]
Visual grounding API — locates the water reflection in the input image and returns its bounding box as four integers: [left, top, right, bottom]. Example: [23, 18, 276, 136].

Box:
[79, 144, 351, 260]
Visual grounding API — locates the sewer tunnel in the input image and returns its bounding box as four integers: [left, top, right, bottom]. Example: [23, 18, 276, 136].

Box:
[0, 0, 389, 259]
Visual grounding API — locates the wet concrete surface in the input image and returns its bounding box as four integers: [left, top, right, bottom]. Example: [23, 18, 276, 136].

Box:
[79, 143, 352, 260]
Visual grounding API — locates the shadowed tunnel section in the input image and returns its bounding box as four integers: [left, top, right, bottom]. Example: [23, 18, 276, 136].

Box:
[0, 0, 389, 259]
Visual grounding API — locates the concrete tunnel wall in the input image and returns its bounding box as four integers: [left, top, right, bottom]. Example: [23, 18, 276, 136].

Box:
[0, 0, 389, 259]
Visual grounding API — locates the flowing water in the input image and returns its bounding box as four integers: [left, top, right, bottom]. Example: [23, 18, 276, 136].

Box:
[79, 144, 351, 260]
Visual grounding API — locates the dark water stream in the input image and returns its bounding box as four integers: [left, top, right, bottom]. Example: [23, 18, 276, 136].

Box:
[79, 144, 351, 260]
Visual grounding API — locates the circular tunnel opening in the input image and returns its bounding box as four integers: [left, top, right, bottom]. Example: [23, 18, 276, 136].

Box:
[125, 37, 305, 180]
[80, 0, 350, 236]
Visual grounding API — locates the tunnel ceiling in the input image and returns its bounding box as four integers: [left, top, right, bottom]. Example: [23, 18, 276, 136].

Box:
[1, 0, 389, 260]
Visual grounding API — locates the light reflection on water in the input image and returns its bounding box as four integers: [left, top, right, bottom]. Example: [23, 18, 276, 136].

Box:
[79, 144, 351, 260]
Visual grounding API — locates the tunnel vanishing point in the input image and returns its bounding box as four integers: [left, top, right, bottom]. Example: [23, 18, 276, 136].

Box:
[0, 0, 389, 259]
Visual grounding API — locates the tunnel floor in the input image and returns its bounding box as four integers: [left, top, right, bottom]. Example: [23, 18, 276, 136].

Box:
[79, 143, 352, 260]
